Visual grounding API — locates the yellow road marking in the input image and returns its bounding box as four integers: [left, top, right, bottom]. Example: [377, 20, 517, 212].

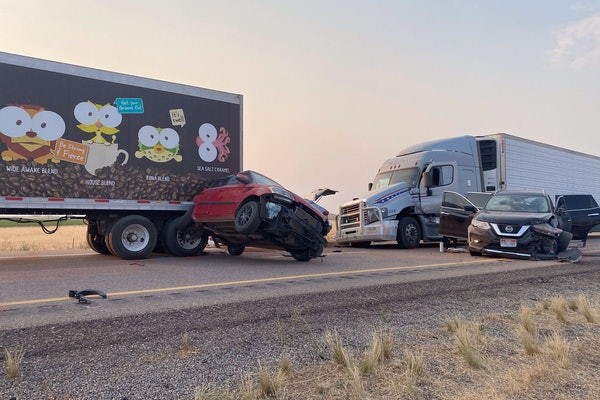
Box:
[0, 259, 501, 307]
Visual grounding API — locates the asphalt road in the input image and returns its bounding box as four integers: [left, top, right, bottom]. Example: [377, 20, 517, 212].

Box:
[2, 240, 599, 330]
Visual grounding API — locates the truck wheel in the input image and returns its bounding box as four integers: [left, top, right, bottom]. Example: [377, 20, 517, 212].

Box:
[227, 243, 245, 256]
[396, 217, 421, 249]
[106, 215, 157, 259]
[161, 216, 208, 257]
[234, 200, 261, 234]
[86, 232, 111, 255]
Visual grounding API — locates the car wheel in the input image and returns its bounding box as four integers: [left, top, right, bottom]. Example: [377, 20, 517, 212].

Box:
[227, 243, 245, 256]
[234, 200, 261, 234]
[106, 215, 157, 259]
[396, 217, 421, 249]
[161, 216, 208, 257]
[291, 249, 311, 262]
[557, 231, 573, 253]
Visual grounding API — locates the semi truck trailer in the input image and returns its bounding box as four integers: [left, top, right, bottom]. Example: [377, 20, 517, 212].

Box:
[0, 52, 242, 259]
[336, 133, 600, 248]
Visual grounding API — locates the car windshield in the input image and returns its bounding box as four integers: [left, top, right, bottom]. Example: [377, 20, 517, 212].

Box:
[484, 193, 550, 213]
[372, 168, 419, 191]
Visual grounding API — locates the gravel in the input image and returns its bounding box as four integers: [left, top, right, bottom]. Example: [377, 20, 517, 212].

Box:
[1, 262, 599, 399]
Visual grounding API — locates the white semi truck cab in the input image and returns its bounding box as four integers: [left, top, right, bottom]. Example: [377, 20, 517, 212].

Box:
[336, 136, 491, 248]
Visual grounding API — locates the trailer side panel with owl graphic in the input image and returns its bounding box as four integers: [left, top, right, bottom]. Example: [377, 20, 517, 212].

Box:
[0, 52, 242, 259]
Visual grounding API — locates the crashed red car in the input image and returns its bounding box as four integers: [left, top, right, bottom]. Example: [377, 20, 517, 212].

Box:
[192, 170, 331, 261]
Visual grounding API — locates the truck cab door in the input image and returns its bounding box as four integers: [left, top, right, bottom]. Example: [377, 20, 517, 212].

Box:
[419, 163, 457, 214]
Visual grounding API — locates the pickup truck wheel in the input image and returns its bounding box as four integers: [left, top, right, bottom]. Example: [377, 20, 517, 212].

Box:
[161, 216, 208, 257]
[291, 249, 311, 262]
[234, 200, 261, 234]
[86, 232, 111, 255]
[107, 215, 157, 259]
[396, 217, 421, 249]
[227, 244, 245, 256]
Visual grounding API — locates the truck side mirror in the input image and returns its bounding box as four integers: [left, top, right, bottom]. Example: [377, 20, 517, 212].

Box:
[422, 171, 432, 196]
[422, 171, 431, 188]
[368, 182, 373, 191]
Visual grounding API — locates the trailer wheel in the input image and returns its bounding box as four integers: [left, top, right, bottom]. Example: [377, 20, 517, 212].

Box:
[86, 232, 111, 255]
[227, 243, 245, 256]
[396, 217, 421, 249]
[234, 200, 261, 234]
[161, 216, 208, 257]
[106, 215, 157, 259]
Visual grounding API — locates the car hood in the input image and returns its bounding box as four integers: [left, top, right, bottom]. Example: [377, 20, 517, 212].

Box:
[474, 210, 554, 225]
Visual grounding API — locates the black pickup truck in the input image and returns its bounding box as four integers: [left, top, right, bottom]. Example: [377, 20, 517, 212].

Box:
[555, 194, 600, 245]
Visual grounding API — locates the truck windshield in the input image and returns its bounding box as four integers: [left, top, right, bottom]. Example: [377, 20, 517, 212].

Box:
[372, 168, 419, 191]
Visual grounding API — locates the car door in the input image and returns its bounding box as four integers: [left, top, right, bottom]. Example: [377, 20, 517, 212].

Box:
[439, 191, 479, 240]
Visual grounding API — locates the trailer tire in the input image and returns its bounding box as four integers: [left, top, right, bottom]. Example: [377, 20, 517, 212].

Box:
[86, 232, 112, 255]
[396, 217, 421, 249]
[161, 216, 208, 257]
[107, 215, 157, 259]
[234, 200, 261, 234]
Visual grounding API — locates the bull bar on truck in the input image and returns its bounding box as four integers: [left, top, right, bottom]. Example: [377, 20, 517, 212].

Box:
[335, 201, 399, 244]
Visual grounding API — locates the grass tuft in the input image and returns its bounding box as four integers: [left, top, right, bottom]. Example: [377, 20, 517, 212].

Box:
[576, 293, 598, 323]
[4, 346, 25, 379]
[404, 349, 425, 381]
[359, 329, 395, 375]
[454, 322, 485, 369]
[325, 330, 354, 372]
[256, 361, 284, 398]
[549, 297, 567, 323]
[278, 354, 293, 377]
[516, 326, 541, 355]
[545, 331, 571, 368]
[519, 305, 535, 333]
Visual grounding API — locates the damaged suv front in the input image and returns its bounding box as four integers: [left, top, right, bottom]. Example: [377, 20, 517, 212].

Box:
[468, 191, 572, 259]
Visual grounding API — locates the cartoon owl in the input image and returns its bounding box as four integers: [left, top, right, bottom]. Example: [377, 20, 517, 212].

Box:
[0, 104, 66, 164]
[134, 125, 182, 163]
[74, 101, 122, 145]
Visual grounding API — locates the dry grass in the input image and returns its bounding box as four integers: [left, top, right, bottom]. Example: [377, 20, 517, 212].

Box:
[202, 292, 599, 399]
[549, 296, 568, 323]
[0, 225, 88, 252]
[545, 331, 571, 368]
[576, 293, 599, 323]
[4, 346, 25, 379]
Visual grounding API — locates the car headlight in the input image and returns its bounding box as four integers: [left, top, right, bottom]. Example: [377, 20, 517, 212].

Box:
[471, 219, 490, 229]
[270, 186, 294, 203]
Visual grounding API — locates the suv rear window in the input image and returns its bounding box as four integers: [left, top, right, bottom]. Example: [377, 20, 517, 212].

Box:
[560, 195, 599, 210]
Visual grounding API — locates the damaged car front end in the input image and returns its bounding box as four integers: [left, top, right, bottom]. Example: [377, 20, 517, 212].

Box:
[467, 191, 572, 259]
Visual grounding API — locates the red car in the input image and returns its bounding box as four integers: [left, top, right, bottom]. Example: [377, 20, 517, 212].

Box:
[192, 170, 331, 261]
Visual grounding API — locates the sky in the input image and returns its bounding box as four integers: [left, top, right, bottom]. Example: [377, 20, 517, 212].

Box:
[1, 0, 600, 211]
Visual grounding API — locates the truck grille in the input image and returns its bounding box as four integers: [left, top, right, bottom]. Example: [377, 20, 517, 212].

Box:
[339, 203, 363, 229]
